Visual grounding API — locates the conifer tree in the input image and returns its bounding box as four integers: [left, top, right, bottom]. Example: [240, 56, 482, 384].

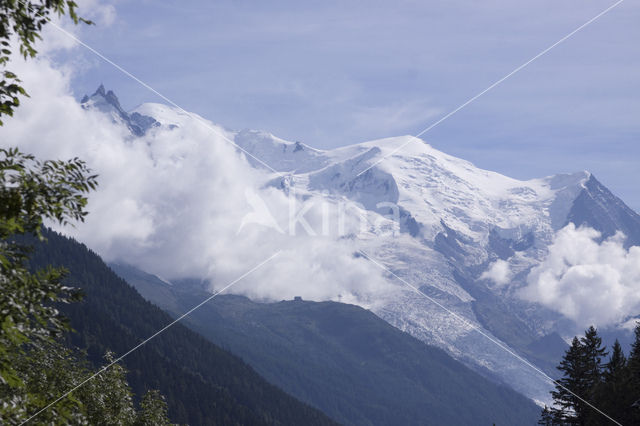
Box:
[628, 323, 640, 423]
[541, 327, 640, 426]
[581, 327, 607, 381]
[589, 340, 632, 425]
[538, 405, 554, 426]
[548, 327, 608, 425]
[604, 340, 626, 382]
[579, 326, 607, 422]
[550, 336, 587, 424]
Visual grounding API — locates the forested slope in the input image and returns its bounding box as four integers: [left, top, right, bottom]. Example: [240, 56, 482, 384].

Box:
[27, 229, 336, 426]
[115, 264, 541, 425]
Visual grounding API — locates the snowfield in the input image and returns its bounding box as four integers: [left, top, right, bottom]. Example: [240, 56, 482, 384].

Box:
[80, 87, 640, 404]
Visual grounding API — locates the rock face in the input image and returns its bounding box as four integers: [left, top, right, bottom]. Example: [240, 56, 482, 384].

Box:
[81, 84, 159, 136]
[84, 87, 640, 404]
[567, 175, 640, 248]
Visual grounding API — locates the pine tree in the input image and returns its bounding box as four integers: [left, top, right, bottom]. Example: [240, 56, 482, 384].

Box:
[551, 336, 586, 424]
[604, 340, 626, 382]
[538, 406, 554, 426]
[627, 323, 640, 424]
[579, 326, 607, 422]
[548, 327, 608, 425]
[589, 340, 632, 425]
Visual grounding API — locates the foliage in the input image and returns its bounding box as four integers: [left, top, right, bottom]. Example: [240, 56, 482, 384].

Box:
[0, 147, 96, 421]
[0, 148, 172, 424]
[82, 351, 137, 425]
[0, 3, 174, 423]
[135, 390, 172, 426]
[3, 341, 86, 423]
[542, 325, 640, 425]
[80, 352, 172, 426]
[0, 0, 91, 124]
[6, 343, 173, 425]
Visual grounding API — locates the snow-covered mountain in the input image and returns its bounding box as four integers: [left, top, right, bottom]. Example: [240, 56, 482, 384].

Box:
[82, 86, 640, 404]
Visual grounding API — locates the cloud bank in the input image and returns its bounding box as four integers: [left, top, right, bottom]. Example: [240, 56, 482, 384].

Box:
[2, 22, 391, 306]
[481, 259, 512, 286]
[520, 223, 640, 328]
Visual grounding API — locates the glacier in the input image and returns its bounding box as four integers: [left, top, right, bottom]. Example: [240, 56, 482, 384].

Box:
[80, 86, 640, 405]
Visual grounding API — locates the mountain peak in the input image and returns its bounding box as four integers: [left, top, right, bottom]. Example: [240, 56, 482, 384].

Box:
[95, 83, 106, 97]
[80, 84, 158, 137]
[82, 84, 123, 112]
[104, 89, 123, 111]
[547, 170, 591, 190]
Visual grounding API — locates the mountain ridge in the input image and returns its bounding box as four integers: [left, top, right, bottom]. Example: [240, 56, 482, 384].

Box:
[111, 262, 541, 426]
[80, 85, 640, 404]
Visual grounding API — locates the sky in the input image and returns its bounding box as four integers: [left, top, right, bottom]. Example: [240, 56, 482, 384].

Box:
[59, 0, 640, 211]
[3, 0, 640, 331]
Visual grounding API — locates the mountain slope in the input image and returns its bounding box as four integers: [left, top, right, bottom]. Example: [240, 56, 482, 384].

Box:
[567, 174, 640, 247]
[230, 130, 640, 401]
[113, 263, 541, 426]
[26, 229, 336, 426]
[79, 85, 640, 404]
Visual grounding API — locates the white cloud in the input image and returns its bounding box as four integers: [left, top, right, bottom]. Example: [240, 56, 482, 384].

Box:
[78, 0, 117, 27]
[520, 223, 640, 328]
[1, 23, 391, 306]
[32, 0, 117, 54]
[480, 259, 512, 286]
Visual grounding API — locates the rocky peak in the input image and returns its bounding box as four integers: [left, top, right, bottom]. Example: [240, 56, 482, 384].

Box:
[80, 85, 158, 137]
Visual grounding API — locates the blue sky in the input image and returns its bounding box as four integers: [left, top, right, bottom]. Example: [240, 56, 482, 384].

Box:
[67, 0, 639, 211]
